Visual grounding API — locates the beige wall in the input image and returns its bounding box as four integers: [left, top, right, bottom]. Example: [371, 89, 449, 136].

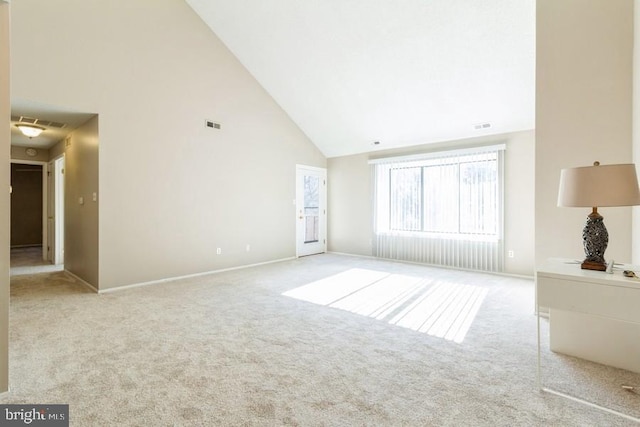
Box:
[0, 0, 10, 393]
[503, 131, 536, 274]
[536, 0, 634, 266]
[328, 130, 536, 276]
[10, 145, 49, 162]
[11, 0, 325, 290]
[64, 117, 99, 287]
[49, 139, 65, 161]
[327, 153, 373, 257]
[634, 0, 640, 265]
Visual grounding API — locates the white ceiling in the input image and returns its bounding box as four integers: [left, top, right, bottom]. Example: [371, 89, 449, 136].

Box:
[186, 0, 535, 158]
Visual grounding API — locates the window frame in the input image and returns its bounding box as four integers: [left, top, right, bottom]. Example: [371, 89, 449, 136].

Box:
[372, 145, 504, 242]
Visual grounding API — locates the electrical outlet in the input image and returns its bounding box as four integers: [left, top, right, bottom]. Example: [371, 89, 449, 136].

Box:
[508, 250, 514, 258]
[216, 248, 221, 255]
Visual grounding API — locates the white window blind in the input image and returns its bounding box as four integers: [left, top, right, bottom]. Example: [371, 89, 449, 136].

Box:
[371, 145, 505, 272]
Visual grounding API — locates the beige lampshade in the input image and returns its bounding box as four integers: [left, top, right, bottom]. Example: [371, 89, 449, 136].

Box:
[557, 163, 640, 207]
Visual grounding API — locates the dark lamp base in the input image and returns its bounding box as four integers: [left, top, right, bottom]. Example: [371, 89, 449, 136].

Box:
[581, 208, 608, 273]
[581, 260, 607, 271]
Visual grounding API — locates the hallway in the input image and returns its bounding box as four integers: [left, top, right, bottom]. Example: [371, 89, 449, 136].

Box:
[10, 246, 63, 276]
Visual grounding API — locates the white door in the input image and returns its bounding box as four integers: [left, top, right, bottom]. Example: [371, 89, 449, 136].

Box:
[47, 156, 65, 265]
[47, 160, 55, 263]
[53, 156, 65, 265]
[296, 165, 327, 257]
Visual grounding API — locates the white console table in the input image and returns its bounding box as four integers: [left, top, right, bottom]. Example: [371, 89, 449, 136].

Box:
[536, 258, 640, 422]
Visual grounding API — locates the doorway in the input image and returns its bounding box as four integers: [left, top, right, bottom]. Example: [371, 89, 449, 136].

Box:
[10, 160, 63, 275]
[296, 165, 327, 257]
[11, 162, 43, 249]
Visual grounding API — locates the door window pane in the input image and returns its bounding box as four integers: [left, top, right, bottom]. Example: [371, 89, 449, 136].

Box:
[304, 175, 320, 243]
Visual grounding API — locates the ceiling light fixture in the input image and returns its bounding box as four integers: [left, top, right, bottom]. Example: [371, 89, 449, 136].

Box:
[15, 124, 45, 138]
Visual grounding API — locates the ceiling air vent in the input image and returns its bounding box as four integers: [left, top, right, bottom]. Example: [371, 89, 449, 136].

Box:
[12, 115, 68, 129]
[473, 122, 492, 130]
[18, 116, 38, 125]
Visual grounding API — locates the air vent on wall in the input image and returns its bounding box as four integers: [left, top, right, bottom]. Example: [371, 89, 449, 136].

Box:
[205, 120, 221, 130]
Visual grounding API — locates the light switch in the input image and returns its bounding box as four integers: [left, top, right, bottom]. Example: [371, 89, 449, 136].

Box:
[92, 192, 97, 202]
[79, 197, 84, 205]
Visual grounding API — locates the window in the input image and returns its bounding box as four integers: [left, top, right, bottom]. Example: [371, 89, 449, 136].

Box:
[373, 146, 503, 241]
[371, 145, 504, 271]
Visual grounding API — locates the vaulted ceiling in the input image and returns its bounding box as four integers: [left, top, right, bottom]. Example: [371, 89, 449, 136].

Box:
[187, 0, 535, 158]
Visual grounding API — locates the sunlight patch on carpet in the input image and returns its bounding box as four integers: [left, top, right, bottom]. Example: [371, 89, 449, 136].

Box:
[283, 268, 488, 343]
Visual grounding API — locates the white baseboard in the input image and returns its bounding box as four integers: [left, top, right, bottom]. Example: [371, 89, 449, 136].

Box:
[64, 270, 98, 293]
[327, 251, 377, 260]
[99, 257, 297, 294]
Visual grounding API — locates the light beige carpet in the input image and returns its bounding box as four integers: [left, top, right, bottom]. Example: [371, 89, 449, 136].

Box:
[2, 253, 639, 426]
[10, 246, 63, 276]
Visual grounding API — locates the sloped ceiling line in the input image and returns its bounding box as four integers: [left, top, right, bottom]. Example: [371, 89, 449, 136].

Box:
[187, 0, 535, 158]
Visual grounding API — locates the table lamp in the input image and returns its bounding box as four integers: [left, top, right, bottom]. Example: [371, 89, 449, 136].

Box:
[557, 161, 640, 271]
